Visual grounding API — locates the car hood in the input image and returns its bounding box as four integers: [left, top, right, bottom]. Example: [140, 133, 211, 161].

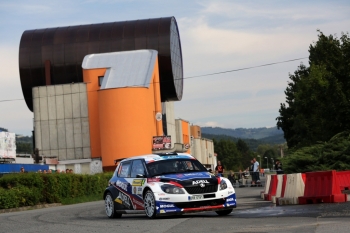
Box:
[158, 171, 219, 187]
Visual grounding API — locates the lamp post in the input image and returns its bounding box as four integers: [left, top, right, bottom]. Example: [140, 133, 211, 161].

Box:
[265, 157, 268, 170]
[257, 155, 261, 168]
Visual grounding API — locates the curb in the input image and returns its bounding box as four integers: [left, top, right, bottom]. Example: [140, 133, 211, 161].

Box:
[0, 203, 62, 214]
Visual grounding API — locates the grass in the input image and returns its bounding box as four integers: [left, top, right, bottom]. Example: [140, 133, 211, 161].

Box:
[60, 194, 102, 205]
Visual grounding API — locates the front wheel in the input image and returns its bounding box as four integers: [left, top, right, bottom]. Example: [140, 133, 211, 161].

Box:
[105, 192, 122, 218]
[144, 190, 157, 219]
[215, 208, 233, 216]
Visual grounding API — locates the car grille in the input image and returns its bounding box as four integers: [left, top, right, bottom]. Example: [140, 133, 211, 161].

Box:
[184, 185, 217, 194]
[175, 199, 225, 209]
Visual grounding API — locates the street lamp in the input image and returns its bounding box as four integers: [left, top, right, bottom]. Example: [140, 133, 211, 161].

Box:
[257, 155, 261, 168]
[265, 157, 268, 170]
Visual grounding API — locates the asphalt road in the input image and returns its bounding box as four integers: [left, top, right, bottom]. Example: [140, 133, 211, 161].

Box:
[1, 181, 350, 233]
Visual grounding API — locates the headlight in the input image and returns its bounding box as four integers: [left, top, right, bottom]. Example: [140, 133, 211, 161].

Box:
[219, 180, 227, 190]
[161, 184, 185, 194]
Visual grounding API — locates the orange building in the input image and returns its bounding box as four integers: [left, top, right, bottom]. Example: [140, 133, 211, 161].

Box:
[81, 50, 163, 169]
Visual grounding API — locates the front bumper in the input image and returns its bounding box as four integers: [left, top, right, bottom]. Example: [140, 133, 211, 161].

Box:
[155, 190, 236, 215]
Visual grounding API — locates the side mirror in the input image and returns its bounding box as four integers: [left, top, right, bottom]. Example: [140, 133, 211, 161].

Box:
[136, 174, 145, 178]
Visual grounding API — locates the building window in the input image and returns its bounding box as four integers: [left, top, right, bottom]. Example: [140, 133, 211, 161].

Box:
[98, 76, 104, 86]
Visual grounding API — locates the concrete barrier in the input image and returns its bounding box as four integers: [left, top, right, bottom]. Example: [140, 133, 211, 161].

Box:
[264, 174, 278, 201]
[277, 173, 305, 205]
[271, 174, 286, 203]
[261, 174, 271, 199]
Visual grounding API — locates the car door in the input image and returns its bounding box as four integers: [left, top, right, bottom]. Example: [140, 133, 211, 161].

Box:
[114, 161, 133, 210]
[129, 159, 147, 210]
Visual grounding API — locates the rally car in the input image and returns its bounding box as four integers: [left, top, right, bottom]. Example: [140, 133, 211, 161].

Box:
[104, 153, 236, 219]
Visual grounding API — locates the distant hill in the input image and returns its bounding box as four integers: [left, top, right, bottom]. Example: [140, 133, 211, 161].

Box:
[201, 132, 285, 152]
[201, 126, 284, 140]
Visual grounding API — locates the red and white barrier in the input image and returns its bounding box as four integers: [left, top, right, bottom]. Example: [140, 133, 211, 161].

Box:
[277, 173, 305, 205]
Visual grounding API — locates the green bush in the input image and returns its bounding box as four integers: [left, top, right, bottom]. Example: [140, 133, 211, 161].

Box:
[0, 172, 113, 209]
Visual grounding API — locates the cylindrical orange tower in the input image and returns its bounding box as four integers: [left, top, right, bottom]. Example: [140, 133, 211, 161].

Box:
[82, 51, 163, 170]
[98, 86, 162, 169]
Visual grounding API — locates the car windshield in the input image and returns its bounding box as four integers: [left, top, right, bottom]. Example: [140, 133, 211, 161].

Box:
[146, 159, 207, 177]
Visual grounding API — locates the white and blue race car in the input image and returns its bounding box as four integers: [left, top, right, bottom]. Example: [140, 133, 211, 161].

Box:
[104, 153, 236, 219]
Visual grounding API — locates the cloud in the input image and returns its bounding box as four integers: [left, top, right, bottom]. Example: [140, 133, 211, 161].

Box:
[197, 121, 225, 128]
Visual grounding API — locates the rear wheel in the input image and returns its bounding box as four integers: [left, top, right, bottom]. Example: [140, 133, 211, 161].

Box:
[105, 192, 122, 218]
[144, 190, 157, 219]
[215, 209, 233, 216]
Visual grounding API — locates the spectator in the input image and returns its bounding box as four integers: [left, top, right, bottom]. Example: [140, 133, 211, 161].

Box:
[69, 169, 74, 173]
[252, 158, 260, 186]
[215, 161, 225, 177]
[48, 169, 52, 174]
[249, 160, 255, 186]
[43, 170, 47, 174]
[38, 169, 42, 173]
[66, 168, 70, 173]
[275, 160, 283, 174]
[228, 170, 236, 185]
[56, 169, 61, 173]
[20, 167, 25, 173]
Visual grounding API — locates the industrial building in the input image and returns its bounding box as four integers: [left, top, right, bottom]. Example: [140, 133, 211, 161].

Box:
[15, 17, 216, 173]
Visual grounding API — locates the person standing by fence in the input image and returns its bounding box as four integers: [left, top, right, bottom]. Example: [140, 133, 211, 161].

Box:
[215, 161, 225, 177]
[252, 158, 260, 186]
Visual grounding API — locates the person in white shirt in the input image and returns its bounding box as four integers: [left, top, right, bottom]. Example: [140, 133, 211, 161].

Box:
[252, 158, 260, 186]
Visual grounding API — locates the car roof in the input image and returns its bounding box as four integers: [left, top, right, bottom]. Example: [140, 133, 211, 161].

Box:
[115, 153, 196, 164]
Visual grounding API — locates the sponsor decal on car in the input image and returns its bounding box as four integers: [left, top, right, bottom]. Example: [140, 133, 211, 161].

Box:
[228, 191, 234, 194]
[147, 178, 160, 182]
[132, 198, 144, 208]
[183, 172, 207, 177]
[160, 204, 175, 208]
[132, 179, 145, 186]
[115, 198, 122, 204]
[132, 186, 143, 195]
[116, 180, 128, 191]
[160, 210, 165, 213]
[116, 192, 131, 208]
[192, 180, 209, 185]
[226, 198, 234, 202]
[164, 209, 177, 212]
[159, 197, 170, 201]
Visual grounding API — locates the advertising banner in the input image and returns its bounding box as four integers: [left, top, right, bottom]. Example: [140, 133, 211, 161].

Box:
[152, 136, 171, 150]
[0, 132, 16, 159]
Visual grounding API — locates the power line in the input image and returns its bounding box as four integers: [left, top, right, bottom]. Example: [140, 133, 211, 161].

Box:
[0, 56, 308, 103]
[185, 57, 308, 79]
[0, 99, 23, 103]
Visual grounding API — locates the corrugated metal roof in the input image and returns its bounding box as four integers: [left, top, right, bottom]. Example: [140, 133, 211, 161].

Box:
[82, 50, 158, 89]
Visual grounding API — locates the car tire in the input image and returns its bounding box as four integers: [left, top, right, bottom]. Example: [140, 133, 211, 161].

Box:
[215, 208, 233, 216]
[144, 190, 157, 219]
[105, 192, 122, 218]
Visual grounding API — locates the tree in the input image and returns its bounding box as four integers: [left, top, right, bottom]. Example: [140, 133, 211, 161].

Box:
[16, 142, 32, 154]
[236, 139, 251, 168]
[282, 131, 350, 173]
[277, 31, 350, 148]
[213, 139, 242, 171]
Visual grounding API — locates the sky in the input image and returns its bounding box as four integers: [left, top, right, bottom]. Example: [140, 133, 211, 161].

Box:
[0, 0, 349, 136]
